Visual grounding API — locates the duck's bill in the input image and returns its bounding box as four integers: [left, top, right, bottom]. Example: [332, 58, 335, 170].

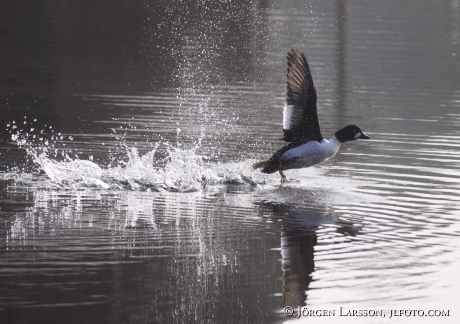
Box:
[358, 133, 370, 139]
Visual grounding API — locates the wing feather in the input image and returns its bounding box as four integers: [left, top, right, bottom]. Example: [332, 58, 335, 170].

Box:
[281, 49, 322, 143]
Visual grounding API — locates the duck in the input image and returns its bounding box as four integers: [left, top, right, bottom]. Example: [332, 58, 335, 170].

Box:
[253, 49, 370, 182]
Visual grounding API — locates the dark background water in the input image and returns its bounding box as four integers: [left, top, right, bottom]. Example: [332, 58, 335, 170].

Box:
[1, 0, 460, 323]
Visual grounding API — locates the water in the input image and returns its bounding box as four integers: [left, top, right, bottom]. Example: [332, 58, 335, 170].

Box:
[1, 0, 460, 323]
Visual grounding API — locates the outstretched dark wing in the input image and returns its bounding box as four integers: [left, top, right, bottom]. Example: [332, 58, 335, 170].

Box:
[281, 49, 322, 143]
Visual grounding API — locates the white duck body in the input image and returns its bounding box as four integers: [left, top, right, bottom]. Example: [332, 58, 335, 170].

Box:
[280, 136, 342, 170]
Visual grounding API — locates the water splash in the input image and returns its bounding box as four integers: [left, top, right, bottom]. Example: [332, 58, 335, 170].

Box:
[32, 146, 252, 192]
[101, 146, 222, 192]
[5, 121, 262, 192]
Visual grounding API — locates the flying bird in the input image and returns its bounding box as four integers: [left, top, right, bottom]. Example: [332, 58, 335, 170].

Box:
[253, 49, 369, 182]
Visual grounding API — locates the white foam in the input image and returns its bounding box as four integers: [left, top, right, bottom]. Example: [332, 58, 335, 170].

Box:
[9, 135, 264, 192]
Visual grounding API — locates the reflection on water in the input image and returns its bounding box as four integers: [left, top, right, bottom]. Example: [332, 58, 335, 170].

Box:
[2, 0, 460, 323]
[2, 188, 283, 323]
[278, 206, 318, 310]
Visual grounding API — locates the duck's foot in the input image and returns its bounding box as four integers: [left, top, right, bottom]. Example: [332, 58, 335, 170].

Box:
[279, 170, 296, 183]
[279, 170, 300, 183]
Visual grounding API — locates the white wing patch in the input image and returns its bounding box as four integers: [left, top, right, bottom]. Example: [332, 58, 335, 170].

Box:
[283, 104, 294, 130]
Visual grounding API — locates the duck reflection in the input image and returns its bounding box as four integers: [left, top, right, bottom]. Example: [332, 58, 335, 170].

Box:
[281, 210, 317, 309]
[274, 204, 320, 310]
[264, 202, 361, 312]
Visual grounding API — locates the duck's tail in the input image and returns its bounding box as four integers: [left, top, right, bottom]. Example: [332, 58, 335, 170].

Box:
[252, 160, 279, 174]
[252, 160, 268, 169]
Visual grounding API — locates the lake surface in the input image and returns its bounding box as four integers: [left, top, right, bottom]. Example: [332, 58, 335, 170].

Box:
[1, 0, 460, 323]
